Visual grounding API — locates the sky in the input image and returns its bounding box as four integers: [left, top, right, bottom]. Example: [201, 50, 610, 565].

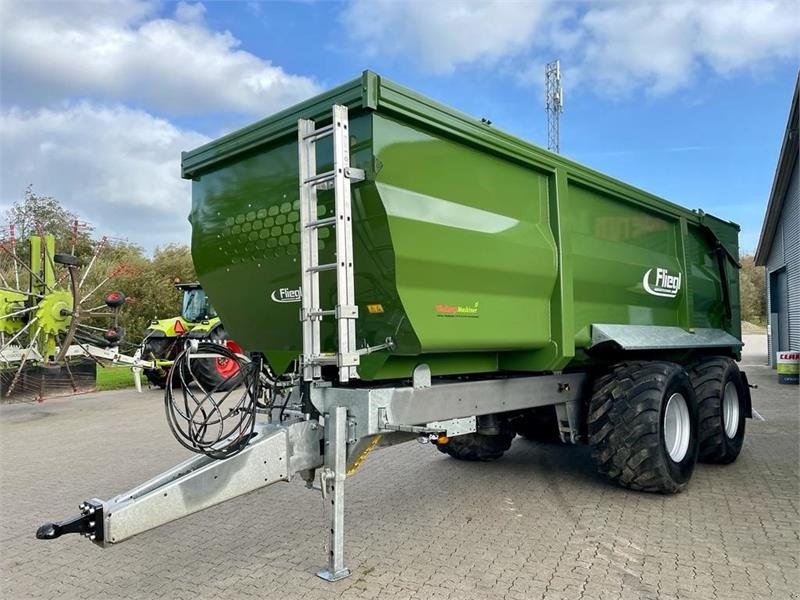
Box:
[1, 0, 798, 254]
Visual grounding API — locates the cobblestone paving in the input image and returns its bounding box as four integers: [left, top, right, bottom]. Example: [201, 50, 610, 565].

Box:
[1, 348, 797, 599]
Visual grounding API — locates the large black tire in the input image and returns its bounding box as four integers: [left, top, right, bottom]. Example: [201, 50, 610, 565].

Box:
[190, 328, 243, 392]
[588, 361, 699, 493]
[511, 406, 562, 443]
[687, 356, 746, 464]
[435, 425, 515, 461]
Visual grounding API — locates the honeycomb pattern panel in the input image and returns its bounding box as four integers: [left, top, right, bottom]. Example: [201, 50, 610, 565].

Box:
[219, 198, 332, 263]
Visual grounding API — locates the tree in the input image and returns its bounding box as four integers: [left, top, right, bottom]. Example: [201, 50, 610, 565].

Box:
[739, 254, 766, 325]
[110, 244, 196, 338]
[5, 185, 94, 260]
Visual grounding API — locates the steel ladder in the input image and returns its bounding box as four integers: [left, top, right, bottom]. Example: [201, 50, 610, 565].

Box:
[297, 105, 365, 383]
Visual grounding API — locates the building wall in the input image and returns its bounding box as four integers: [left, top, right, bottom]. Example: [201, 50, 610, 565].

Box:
[766, 161, 800, 365]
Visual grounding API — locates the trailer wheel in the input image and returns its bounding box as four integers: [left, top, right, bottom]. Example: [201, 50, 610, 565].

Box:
[687, 357, 746, 464]
[588, 362, 699, 493]
[512, 407, 561, 443]
[435, 426, 515, 461]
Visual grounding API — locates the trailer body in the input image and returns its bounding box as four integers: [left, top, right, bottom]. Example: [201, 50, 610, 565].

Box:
[184, 71, 742, 380]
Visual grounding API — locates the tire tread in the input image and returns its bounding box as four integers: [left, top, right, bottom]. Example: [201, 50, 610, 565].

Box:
[588, 361, 695, 494]
[436, 426, 515, 461]
[687, 356, 744, 464]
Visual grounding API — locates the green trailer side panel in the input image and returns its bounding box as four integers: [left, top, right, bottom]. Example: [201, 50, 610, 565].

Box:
[686, 226, 727, 329]
[186, 70, 743, 381]
[568, 180, 683, 333]
[372, 114, 557, 353]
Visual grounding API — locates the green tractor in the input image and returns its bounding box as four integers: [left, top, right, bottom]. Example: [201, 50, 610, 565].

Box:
[140, 282, 243, 390]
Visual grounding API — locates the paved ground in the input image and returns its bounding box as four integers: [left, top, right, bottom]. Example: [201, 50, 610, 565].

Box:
[1, 334, 798, 599]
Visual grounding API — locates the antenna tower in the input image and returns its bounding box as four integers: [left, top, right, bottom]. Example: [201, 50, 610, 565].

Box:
[545, 59, 563, 153]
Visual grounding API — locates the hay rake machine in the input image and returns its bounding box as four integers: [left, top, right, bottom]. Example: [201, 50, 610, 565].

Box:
[0, 227, 153, 401]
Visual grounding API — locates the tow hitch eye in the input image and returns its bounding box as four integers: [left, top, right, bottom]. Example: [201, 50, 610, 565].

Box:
[36, 499, 103, 544]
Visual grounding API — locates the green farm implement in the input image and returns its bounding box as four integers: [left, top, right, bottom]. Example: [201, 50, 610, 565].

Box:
[0, 230, 153, 400]
[39, 72, 752, 582]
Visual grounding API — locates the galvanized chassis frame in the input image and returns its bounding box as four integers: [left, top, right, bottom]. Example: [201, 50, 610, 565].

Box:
[94, 421, 321, 546]
[77, 371, 587, 580]
[311, 371, 589, 440]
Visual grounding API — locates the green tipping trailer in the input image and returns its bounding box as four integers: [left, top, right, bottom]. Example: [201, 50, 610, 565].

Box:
[184, 70, 742, 381]
[38, 72, 752, 583]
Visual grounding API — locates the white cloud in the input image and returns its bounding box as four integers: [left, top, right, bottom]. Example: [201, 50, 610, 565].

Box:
[342, 0, 800, 94]
[174, 0, 206, 23]
[342, 0, 551, 73]
[574, 0, 800, 95]
[0, 103, 209, 249]
[0, 0, 319, 115]
[0, 0, 320, 249]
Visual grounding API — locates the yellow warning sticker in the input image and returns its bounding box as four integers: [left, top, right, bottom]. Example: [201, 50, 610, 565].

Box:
[347, 435, 382, 476]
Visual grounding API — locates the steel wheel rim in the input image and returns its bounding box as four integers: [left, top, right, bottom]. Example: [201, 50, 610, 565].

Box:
[722, 381, 740, 439]
[214, 340, 243, 379]
[664, 392, 691, 462]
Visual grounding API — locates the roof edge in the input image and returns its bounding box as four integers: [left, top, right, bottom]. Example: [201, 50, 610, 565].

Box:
[755, 71, 800, 265]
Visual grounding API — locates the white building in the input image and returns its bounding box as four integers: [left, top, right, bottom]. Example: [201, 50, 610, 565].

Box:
[755, 73, 799, 365]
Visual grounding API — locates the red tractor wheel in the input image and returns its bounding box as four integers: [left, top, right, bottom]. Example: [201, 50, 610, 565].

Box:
[190, 329, 244, 392]
[214, 340, 243, 380]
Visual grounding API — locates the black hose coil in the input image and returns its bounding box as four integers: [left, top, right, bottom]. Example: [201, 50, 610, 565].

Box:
[164, 342, 262, 460]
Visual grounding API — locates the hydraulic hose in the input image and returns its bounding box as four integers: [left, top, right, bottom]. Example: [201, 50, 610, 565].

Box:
[164, 342, 261, 460]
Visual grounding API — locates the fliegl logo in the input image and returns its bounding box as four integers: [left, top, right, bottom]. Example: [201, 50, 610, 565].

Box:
[270, 287, 302, 303]
[642, 267, 682, 298]
[435, 301, 480, 318]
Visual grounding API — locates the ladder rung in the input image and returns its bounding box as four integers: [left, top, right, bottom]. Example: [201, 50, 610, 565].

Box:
[305, 216, 336, 229]
[304, 170, 335, 186]
[307, 262, 337, 273]
[302, 124, 334, 141]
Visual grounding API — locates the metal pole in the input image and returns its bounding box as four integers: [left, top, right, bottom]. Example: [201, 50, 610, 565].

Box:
[545, 59, 563, 154]
[331, 105, 359, 383]
[317, 405, 350, 581]
[298, 118, 321, 382]
[10, 224, 20, 289]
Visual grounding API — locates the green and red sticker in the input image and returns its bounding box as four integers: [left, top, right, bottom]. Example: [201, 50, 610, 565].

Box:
[435, 302, 480, 318]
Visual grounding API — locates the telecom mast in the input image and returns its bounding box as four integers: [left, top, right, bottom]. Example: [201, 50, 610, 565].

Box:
[545, 59, 563, 153]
